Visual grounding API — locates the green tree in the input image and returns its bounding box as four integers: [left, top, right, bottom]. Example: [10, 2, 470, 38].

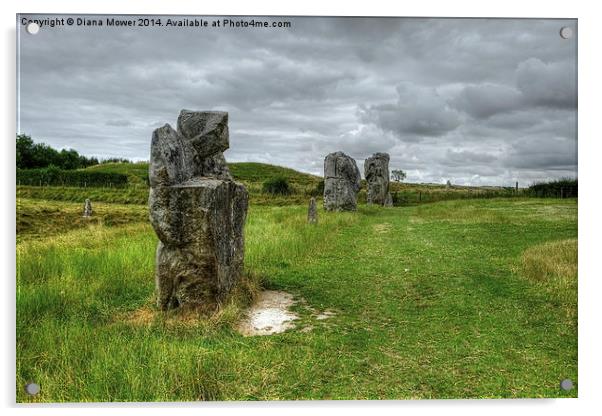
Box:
[16, 134, 34, 169]
[59, 149, 81, 170]
[391, 169, 407, 182]
[16, 134, 101, 170]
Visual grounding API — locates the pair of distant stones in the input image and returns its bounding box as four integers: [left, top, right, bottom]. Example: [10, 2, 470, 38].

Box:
[323, 151, 392, 212]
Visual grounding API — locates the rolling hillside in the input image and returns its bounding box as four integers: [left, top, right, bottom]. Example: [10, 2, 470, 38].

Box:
[15, 161, 522, 207]
[81, 161, 513, 192]
[81, 161, 323, 189]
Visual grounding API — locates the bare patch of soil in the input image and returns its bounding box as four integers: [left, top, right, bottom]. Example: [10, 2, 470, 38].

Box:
[237, 290, 298, 336]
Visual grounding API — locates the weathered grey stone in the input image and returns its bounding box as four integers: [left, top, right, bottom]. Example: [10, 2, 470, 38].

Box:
[307, 197, 318, 224]
[149, 110, 248, 312]
[364, 152, 390, 206]
[149, 112, 232, 188]
[83, 199, 92, 217]
[446, 180, 452, 189]
[149, 124, 194, 187]
[384, 192, 393, 207]
[323, 151, 361, 211]
[177, 110, 229, 156]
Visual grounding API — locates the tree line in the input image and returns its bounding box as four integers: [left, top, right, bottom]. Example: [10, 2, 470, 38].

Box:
[16, 134, 131, 170]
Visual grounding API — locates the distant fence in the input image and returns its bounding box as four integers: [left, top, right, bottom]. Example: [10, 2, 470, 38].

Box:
[385, 186, 576, 206]
[17, 168, 128, 188]
[388, 189, 517, 206]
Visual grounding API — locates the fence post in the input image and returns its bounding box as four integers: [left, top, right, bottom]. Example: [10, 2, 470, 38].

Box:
[419, 191, 422, 203]
[561, 188, 564, 199]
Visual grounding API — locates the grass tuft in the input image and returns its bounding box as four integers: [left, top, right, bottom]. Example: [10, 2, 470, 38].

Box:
[518, 238, 577, 326]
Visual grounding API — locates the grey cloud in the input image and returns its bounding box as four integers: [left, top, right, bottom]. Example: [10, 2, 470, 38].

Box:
[17, 15, 577, 186]
[359, 83, 461, 139]
[443, 149, 498, 166]
[505, 136, 577, 170]
[449, 56, 576, 120]
[451, 83, 523, 119]
[516, 58, 577, 109]
[106, 119, 133, 127]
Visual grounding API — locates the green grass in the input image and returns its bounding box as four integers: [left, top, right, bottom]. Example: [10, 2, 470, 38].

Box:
[17, 185, 149, 205]
[517, 238, 577, 327]
[82, 162, 150, 186]
[16, 197, 577, 401]
[16, 185, 319, 207]
[16, 198, 149, 241]
[82, 161, 323, 189]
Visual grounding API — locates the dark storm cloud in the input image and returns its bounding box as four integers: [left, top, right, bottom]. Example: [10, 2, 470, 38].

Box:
[359, 83, 461, 139]
[516, 57, 577, 109]
[442, 149, 498, 167]
[505, 136, 577, 170]
[17, 15, 577, 185]
[451, 83, 523, 119]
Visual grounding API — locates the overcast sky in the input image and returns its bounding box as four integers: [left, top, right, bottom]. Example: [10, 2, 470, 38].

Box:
[17, 15, 577, 186]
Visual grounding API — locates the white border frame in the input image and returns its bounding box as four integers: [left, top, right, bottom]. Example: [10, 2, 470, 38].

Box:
[3, 1, 600, 415]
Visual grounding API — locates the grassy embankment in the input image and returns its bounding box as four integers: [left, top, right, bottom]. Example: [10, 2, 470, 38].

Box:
[17, 161, 521, 207]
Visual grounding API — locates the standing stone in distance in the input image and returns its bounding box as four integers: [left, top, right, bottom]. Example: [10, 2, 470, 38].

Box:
[83, 199, 92, 217]
[149, 110, 248, 312]
[384, 192, 393, 207]
[323, 151, 361, 211]
[364, 152, 390, 206]
[307, 197, 318, 224]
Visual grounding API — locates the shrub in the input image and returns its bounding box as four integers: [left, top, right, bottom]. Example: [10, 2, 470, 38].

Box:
[528, 178, 578, 198]
[308, 180, 324, 197]
[262, 176, 291, 195]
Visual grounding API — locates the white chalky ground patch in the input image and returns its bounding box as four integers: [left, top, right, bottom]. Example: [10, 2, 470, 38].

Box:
[238, 290, 298, 336]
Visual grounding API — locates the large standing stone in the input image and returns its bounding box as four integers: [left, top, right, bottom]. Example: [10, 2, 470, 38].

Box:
[149, 110, 248, 312]
[364, 152, 390, 206]
[323, 151, 361, 211]
[307, 197, 318, 224]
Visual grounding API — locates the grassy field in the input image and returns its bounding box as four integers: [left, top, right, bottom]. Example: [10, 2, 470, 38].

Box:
[16, 195, 577, 402]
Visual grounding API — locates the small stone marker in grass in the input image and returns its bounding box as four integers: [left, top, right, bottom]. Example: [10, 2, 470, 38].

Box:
[82, 198, 92, 217]
[308, 197, 318, 224]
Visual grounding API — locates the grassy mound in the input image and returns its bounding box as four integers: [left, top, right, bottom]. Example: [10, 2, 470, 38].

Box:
[82, 162, 150, 186]
[82, 161, 322, 189]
